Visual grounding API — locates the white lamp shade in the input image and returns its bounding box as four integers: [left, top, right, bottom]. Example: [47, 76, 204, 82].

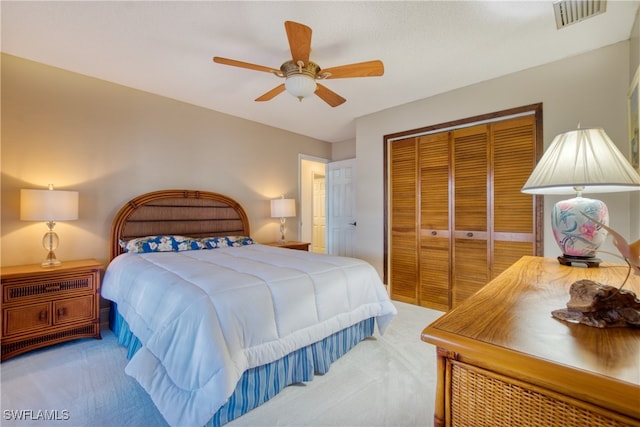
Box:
[285, 74, 317, 99]
[521, 127, 640, 195]
[270, 198, 296, 218]
[20, 189, 79, 221]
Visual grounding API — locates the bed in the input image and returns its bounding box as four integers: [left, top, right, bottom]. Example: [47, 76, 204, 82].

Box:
[101, 190, 397, 427]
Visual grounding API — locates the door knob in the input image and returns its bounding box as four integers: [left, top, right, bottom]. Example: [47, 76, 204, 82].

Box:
[349, 222, 357, 226]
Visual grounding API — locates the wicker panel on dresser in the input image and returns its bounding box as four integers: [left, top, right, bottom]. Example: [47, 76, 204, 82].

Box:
[448, 360, 634, 427]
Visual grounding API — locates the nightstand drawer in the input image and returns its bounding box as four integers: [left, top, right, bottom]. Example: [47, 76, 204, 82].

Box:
[3, 273, 96, 304]
[54, 295, 95, 324]
[3, 302, 51, 336]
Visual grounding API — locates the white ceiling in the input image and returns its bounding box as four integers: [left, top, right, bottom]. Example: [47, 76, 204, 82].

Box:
[2, 1, 639, 143]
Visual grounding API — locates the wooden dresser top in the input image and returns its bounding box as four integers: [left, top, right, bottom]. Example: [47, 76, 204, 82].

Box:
[422, 256, 640, 418]
[1, 259, 102, 280]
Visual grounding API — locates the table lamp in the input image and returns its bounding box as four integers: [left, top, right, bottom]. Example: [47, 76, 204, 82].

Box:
[270, 196, 296, 243]
[521, 126, 640, 267]
[20, 184, 79, 267]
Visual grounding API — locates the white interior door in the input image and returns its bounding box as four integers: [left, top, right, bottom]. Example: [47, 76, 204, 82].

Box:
[327, 159, 356, 256]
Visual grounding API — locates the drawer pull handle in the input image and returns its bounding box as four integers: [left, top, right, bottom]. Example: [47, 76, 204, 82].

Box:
[57, 308, 66, 317]
[431, 231, 437, 236]
[38, 310, 48, 321]
[45, 285, 61, 292]
[467, 232, 473, 238]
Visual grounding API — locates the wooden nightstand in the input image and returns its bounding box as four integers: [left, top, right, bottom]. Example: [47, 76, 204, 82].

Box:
[263, 241, 310, 251]
[1, 259, 102, 361]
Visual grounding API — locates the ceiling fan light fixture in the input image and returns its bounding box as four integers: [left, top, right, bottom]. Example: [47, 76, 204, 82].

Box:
[284, 74, 317, 101]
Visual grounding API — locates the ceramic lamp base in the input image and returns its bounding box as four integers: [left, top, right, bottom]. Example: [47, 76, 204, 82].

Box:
[551, 196, 609, 263]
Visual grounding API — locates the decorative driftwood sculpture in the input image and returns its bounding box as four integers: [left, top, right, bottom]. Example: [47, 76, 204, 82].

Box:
[552, 280, 640, 328]
[553, 213, 640, 328]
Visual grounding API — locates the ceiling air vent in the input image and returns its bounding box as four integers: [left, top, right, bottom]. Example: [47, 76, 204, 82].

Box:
[553, 0, 607, 29]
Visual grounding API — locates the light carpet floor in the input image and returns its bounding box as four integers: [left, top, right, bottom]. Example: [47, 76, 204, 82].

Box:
[1, 301, 443, 427]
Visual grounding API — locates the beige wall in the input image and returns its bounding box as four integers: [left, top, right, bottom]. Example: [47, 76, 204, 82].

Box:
[630, 8, 640, 77]
[331, 139, 356, 161]
[630, 9, 640, 241]
[356, 41, 635, 277]
[1, 54, 332, 267]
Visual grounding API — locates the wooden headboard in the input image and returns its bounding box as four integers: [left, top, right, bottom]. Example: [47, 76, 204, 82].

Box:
[110, 190, 250, 260]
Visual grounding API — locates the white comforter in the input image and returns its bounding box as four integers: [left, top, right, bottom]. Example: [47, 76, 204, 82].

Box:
[101, 244, 397, 427]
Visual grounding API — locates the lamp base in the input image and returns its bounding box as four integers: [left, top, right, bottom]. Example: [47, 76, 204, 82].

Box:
[551, 196, 609, 263]
[41, 226, 62, 268]
[279, 218, 287, 243]
[557, 255, 601, 268]
[41, 251, 62, 268]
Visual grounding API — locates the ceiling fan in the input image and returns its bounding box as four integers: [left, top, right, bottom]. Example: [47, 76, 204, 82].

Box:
[213, 21, 384, 107]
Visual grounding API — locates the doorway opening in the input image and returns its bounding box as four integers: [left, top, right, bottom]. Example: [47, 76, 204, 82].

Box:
[300, 156, 327, 253]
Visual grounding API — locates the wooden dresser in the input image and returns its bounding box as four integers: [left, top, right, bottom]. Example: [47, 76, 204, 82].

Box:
[421, 256, 640, 427]
[1, 259, 102, 361]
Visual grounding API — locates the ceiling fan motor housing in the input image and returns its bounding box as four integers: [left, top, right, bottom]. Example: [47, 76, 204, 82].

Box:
[280, 60, 321, 79]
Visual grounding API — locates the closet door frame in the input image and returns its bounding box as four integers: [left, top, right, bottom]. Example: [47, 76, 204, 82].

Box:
[383, 103, 544, 285]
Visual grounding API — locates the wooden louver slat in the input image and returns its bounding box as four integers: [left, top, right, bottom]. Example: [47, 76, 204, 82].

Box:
[419, 132, 451, 310]
[390, 138, 419, 303]
[453, 125, 488, 232]
[493, 117, 536, 234]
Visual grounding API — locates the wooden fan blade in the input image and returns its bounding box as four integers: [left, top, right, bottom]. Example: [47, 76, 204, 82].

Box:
[321, 60, 384, 79]
[213, 57, 281, 75]
[255, 84, 286, 102]
[315, 83, 346, 107]
[284, 21, 312, 66]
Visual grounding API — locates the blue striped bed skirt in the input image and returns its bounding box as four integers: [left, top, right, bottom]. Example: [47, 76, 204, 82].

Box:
[110, 306, 374, 426]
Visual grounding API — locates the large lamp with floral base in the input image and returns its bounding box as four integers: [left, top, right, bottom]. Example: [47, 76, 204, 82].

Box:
[521, 127, 640, 267]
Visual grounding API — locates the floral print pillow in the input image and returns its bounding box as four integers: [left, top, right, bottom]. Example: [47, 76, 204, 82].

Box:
[120, 235, 204, 253]
[199, 236, 255, 249]
[120, 235, 255, 253]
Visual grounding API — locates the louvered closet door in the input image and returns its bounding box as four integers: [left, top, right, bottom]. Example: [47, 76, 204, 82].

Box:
[491, 116, 537, 277]
[452, 124, 489, 307]
[419, 132, 451, 310]
[389, 137, 419, 303]
[387, 107, 541, 310]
